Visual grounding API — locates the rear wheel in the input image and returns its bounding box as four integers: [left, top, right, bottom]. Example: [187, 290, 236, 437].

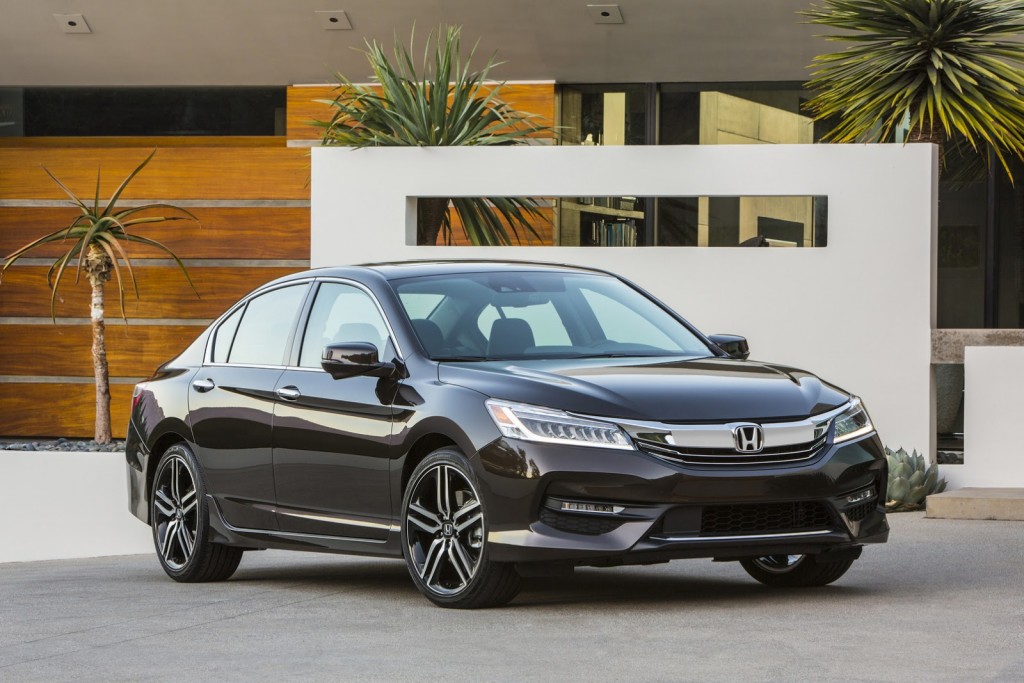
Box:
[401, 449, 521, 608]
[151, 443, 242, 582]
[740, 553, 855, 587]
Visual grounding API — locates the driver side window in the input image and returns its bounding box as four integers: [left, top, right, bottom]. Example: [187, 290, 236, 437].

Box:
[299, 282, 393, 368]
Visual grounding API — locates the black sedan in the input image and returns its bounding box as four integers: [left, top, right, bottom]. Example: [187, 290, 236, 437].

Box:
[126, 261, 888, 608]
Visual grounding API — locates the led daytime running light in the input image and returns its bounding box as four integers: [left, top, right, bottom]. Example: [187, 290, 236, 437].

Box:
[833, 398, 874, 443]
[486, 400, 633, 450]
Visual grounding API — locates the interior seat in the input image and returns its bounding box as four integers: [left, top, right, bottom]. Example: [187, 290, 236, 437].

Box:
[486, 318, 535, 358]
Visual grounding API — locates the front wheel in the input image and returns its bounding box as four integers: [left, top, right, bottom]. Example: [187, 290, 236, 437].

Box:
[740, 553, 855, 588]
[151, 443, 242, 582]
[401, 449, 521, 608]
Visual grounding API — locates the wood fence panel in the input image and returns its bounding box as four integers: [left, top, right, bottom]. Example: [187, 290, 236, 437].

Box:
[0, 324, 202, 378]
[287, 83, 555, 140]
[0, 383, 134, 438]
[0, 266, 303, 319]
[0, 147, 310, 200]
[0, 207, 310, 260]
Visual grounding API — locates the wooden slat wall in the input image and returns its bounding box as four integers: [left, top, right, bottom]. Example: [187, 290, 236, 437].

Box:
[0, 266, 302, 319]
[0, 384, 134, 438]
[438, 206, 554, 246]
[1, 207, 310, 259]
[287, 83, 555, 141]
[0, 147, 310, 200]
[1, 138, 309, 438]
[0, 324, 202, 378]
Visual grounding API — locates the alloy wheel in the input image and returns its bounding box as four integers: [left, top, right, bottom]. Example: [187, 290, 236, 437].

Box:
[405, 464, 485, 595]
[153, 454, 199, 570]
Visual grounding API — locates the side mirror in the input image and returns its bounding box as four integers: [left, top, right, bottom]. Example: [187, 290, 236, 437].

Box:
[321, 342, 396, 380]
[708, 334, 750, 360]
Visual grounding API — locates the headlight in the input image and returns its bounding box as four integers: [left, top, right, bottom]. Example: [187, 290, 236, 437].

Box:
[485, 400, 633, 450]
[832, 398, 874, 443]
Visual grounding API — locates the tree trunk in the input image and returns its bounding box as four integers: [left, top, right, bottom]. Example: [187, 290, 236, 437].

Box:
[908, 122, 946, 177]
[417, 197, 449, 245]
[85, 246, 112, 444]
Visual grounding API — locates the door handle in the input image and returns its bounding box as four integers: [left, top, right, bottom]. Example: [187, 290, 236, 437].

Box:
[192, 378, 215, 393]
[276, 386, 301, 401]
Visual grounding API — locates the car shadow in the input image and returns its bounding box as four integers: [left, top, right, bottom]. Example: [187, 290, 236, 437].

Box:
[227, 556, 880, 608]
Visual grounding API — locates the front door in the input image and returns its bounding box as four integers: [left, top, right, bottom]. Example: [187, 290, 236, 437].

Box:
[271, 281, 397, 539]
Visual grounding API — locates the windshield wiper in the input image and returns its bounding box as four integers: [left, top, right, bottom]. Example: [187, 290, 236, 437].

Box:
[433, 355, 491, 362]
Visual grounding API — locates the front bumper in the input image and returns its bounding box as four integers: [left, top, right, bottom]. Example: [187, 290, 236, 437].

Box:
[475, 432, 888, 565]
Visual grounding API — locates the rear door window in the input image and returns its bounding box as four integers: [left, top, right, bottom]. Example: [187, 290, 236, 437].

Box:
[226, 284, 308, 366]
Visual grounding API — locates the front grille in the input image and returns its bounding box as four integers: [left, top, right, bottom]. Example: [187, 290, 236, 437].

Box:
[844, 500, 875, 522]
[636, 435, 827, 466]
[700, 501, 834, 535]
[539, 508, 623, 535]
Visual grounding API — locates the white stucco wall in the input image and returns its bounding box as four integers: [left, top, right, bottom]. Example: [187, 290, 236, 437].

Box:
[946, 346, 1024, 488]
[0, 451, 152, 563]
[312, 144, 938, 459]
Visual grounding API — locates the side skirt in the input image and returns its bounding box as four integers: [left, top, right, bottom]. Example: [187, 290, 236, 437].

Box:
[205, 495, 404, 559]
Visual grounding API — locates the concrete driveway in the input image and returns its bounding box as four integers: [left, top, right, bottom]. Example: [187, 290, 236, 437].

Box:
[1, 512, 1022, 682]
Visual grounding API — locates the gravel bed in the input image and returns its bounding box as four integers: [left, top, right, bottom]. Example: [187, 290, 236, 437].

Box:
[0, 438, 126, 452]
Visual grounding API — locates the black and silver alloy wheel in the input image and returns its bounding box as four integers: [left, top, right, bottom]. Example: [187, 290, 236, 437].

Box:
[150, 443, 243, 583]
[740, 552, 856, 588]
[401, 449, 521, 608]
[153, 452, 198, 570]
[405, 464, 484, 594]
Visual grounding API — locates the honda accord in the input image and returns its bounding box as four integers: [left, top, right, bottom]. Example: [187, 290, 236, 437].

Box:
[126, 261, 888, 608]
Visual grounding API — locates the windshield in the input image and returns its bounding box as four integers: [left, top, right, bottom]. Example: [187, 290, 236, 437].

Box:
[391, 271, 713, 361]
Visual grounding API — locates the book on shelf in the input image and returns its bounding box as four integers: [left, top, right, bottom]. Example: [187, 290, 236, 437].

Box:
[590, 219, 637, 247]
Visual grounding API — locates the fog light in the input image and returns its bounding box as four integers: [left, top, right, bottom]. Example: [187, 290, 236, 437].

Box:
[545, 497, 624, 515]
[846, 488, 875, 505]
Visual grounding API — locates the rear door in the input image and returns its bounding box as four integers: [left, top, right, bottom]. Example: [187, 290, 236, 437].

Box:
[189, 282, 310, 530]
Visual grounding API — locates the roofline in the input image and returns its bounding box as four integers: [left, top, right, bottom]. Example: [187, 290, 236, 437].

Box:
[355, 258, 616, 276]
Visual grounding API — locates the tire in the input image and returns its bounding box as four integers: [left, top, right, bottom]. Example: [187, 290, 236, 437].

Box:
[739, 553, 856, 588]
[151, 443, 243, 583]
[401, 448, 521, 608]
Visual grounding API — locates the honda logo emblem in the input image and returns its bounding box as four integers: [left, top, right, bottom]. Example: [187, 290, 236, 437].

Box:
[733, 424, 764, 453]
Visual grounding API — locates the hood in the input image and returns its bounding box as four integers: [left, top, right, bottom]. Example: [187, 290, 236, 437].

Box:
[438, 357, 850, 423]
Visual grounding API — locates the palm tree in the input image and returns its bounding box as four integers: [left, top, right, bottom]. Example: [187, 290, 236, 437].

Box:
[802, 0, 1024, 178]
[0, 150, 197, 444]
[315, 25, 550, 246]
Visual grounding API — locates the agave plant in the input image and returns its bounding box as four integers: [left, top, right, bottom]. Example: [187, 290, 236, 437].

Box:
[802, 0, 1024, 178]
[0, 150, 197, 443]
[315, 25, 549, 245]
[885, 446, 948, 511]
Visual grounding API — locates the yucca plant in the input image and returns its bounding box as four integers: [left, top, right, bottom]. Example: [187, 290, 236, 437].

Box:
[802, 0, 1024, 178]
[0, 150, 197, 444]
[885, 446, 948, 511]
[315, 25, 550, 245]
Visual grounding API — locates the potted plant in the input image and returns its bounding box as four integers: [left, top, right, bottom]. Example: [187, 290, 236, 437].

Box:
[315, 25, 550, 246]
[1, 150, 197, 444]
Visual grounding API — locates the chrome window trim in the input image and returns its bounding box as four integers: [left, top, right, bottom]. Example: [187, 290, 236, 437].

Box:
[201, 276, 405, 370]
[203, 278, 316, 367]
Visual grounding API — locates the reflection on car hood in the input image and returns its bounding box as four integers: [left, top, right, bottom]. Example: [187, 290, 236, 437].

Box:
[437, 357, 850, 422]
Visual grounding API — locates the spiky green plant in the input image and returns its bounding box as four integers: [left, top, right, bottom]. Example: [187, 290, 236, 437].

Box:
[802, 0, 1024, 178]
[885, 446, 948, 511]
[315, 25, 549, 245]
[0, 150, 197, 443]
